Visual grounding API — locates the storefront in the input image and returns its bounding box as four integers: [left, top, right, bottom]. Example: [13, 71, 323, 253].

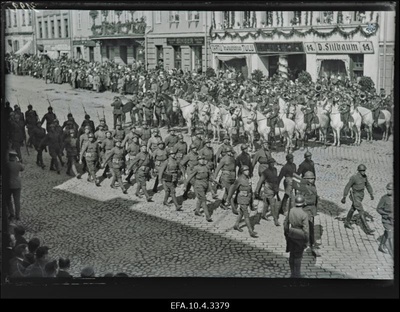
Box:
[72, 39, 99, 62]
[147, 36, 207, 72]
[93, 37, 145, 65]
[304, 40, 374, 81]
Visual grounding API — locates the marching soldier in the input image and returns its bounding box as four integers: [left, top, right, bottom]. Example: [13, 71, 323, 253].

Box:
[41, 106, 57, 132]
[198, 138, 218, 199]
[214, 146, 237, 212]
[164, 128, 179, 149]
[64, 129, 80, 178]
[79, 126, 91, 174]
[227, 165, 258, 238]
[180, 144, 199, 200]
[152, 141, 168, 194]
[143, 92, 154, 126]
[141, 123, 152, 145]
[376, 183, 393, 256]
[127, 143, 153, 202]
[102, 139, 127, 194]
[80, 114, 95, 134]
[255, 158, 281, 226]
[147, 128, 162, 155]
[172, 133, 188, 162]
[154, 98, 165, 128]
[297, 151, 316, 179]
[185, 154, 215, 222]
[215, 136, 232, 163]
[158, 150, 182, 211]
[235, 144, 253, 178]
[113, 121, 125, 142]
[94, 124, 106, 144]
[191, 130, 204, 151]
[135, 92, 144, 125]
[31, 121, 46, 169]
[111, 96, 123, 129]
[41, 124, 63, 174]
[25, 104, 39, 148]
[121, 126, 138, 148]
[9, 114, 25, 162]
[293, 171, 320, 257]
[278, 154, 297, 215]
[124, 134, 140, 184]
[79, 133, 101, 186]
[100, 131, 115, 179]
[341, 164, 375, 235]
[284, 195, 309, 278]
[251, 141, 271, 177]
[95, 117, 109, 132]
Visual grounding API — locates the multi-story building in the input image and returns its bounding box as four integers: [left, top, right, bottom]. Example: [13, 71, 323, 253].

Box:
[210, 10, 394, 90]
[146, 11, 212, 72]
[5, 9, 34, 54]
[35, 10, 73, 58]
[88, 10, 151, 65]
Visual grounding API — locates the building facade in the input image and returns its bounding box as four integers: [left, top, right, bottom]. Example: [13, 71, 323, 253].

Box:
[146, 11, 212, 72]
[5, 9, 34, 54]
[210, 10, 389, 87]
[35, 10, 73, 58]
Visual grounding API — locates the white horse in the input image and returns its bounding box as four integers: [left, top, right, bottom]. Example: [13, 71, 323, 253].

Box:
[323, 100, 344, 147]
[378, 109, 392, 141]
[231, 106, 256, 151]
[359, 107, 392, 141]
[287, 104, 308, 149]
[255, 111, 296, 153]
[348, 103, 362, 145]
[172, 96, 196, 136]
[355, 106, 374, 141]
[218, 106, 236, 145]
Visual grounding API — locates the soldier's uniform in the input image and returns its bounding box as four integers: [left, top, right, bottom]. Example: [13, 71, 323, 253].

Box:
[180, 146, 199, 199]
[141, 124, 152, 145]
[127, 146, 153, 201]
[227, 167, 257, 237]
[278, 154, 297, 214]
[158, 151, 182, 211]
[41, 125, 63, 173]
[252, 144, 272, 177]
[31, 122, 46, 168]
[94, 127, 107, 144]
[95, 119, 109, 132]
[297, 156, 316, 178]
[41, 108, 57, 132]
[79, 129, 91, 173]
[215, 141, 233, 163]
[235, 144, 253, 177]
[186, 155, 214, 222]
[214, 148, 236, 210]
[111, 97, 123, 129]
[143, 94, 154, 126]
[192, 133, 204, 151]
[80, 135, 101, 185]
[101, 135, 115, 178]
[9, 118, 25, 161]
[199, 140, 218, 199]
[172, 136, 188, 164]
[113, 124, 125, 142]
[377, 184, 393, 256]
[147, 131, 162, 154]
[154, 99, 165, 127]
[64, 131, 80, 177]
[165, 132, 179, 149]
[104, 142, 127, 194]
[25, 106, 39, 147]
[152, 142, 168, 193]
[124, 137, 140, 183]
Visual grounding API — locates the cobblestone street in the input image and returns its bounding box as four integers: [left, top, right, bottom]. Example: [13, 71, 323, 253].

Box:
[4, 74, 394, 279]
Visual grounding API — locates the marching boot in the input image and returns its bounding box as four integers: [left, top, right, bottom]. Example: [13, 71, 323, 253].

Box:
[293, 258, 303, 278]
[344, 208, 355, 230]
[194, 201, 201, 216]
[280, 195, 289, 215]
[152, 176, 159, 193]
[360, 212, 375, 235]
[125, 170, 134, 183]
[50, 159, 55, 171]
[378, 235, 388, 254]
[261, 203, 268, 220]
[202, 202, 212, 222]
[244, 214, 257, 238]
[271, 202, 281, 226]
[289, 257, 295, 278]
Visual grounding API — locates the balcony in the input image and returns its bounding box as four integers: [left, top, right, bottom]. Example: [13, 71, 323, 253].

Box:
[91, 21, 146, 38]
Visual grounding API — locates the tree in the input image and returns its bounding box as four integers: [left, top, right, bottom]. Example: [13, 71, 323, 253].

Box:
[89, 10, 99, 26]
[101, 10, 109, 22]
[358, 76, 375, 92]
[206, 67, 216, 78]
[251, 69, 264, 82]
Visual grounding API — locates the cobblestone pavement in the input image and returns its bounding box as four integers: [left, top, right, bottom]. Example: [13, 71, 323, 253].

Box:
[4, 74, 394, 279]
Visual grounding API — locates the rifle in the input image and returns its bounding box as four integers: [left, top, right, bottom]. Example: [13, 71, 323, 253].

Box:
[102, 106, 106, 122]
[68, 104, 72, 115]
[46, 94, 52, 108]
[97, 111, 101, 122]
[82, 104, 87, 115]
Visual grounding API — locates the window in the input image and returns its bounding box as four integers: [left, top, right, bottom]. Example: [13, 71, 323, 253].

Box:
[65, 18, 69, 37]
[223, 11, 234, 28]
[265, 11, 273, 26]
[7, 10, 11, 27]
[58, 20, 62, 37]
[156, 45, 164, 68]
[191, 46, 202, 72]
[38, 21, 43, 38]
[188, 11, 199, 21]
[106, 46, 110, 59]
[155, 11, 161, 23]
[89, 47, 94, 62]
[51, 20, 55, 38]
[243, 11, 251, 27]
[13, 11, 17, 26]
[293, 11, 301, 25]
[21, 10, 26, 26]
[170, 11, 179, 22]
[28, 11, 32, 25]
[354, 11, 366, 23]
[44, 21, 48, 38]
[14, 40, 19, 52]
[173, 46, 182, 69]
[78, 12, 82, 29]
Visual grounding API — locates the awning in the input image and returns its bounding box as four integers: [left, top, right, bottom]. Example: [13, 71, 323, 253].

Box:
[15, 40, 33, 55]
[215, 54, 247, 62]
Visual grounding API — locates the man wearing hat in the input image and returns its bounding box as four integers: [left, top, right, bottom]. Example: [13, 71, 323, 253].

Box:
[111, 96, 123, 129]
[31, 121, 46, 169]
[100, 131, 115, 179]
[5, 150, 25, 221]
[252, 141, 272, 177]
[25, 104, 39, 148]
[80, 114, 95, 135]
[215, 136, 233, 163]
[158, 150, 182, 211]
[235, 144, 253, 178]
[41, 124, 64, 174]
[227, 165, 258, 237]
[297, 151, 316, 179]
[102, 139, 127, 194]
[341, 164, 375, 235]
[143, 92, 155, 126]
[79, 133, 101, 186]
[214, 146, 237, 212]
[278, 154, 297, 215]
[283, 195, 309, 278]
[376, 182, 393, 256]
[64, 129, 80, 178]
[141, 122, 152, 144]
[199, 138, 218, 199]
[95, 117, 109, 132]
[147, 128, 162, 155]
[293, 171, 320, 257]
[255, 157, 281, 226]
[94, 124, 106, 144]
[41, 106, 57, 133]
[180, 144, 199, 200]
[185, 154, 215, 222]
[113, 121, 126, 142]
[127, 143, 153, 201]
[124, 133, 141, 184]
[171, 133, 188, 177]
[165, 128, 179, 149]
[192, 130, 204, 151]
[152, 141, 168, 194]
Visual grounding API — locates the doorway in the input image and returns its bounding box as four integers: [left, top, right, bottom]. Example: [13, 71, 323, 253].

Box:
[120, 45, 128, 64]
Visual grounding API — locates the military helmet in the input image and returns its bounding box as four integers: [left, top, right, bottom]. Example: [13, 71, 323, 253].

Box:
[85, 125, 91, 130]
[168, 150, 177, 156]
[226, 146, 234, 153]
[286, 153, 294, 160]
[177, 133, 183, 139]
[158, 141, 165, 146]
[304, 171, 315, 179]
[69, 129, 75, 134]
[88, 133, 95, 138]
[304, 151, 312, 158]
[197, 154, 205, 160]
[357, 164, 367, 171]
[240, 165, 250, 172]
[140, 143, 147, 147]
[241, 144, 248, 151]
[267, 157, 276, 164]
[295, 195, 306, 207]
[386, 183, 393, 190]
[190, 144, 197, 150]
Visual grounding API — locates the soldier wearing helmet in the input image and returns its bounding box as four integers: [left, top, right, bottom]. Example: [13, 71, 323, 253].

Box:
[102, 138, 127, 194]
[79, 133, 101, 186]
[64, 128, 80, 177]
[215, 136, 234, 163]
[113, 121, 125, 142]
[252, 140, 272, 177]
[147, 128, 162, 155]
[40, 123, 64, 174]
[185, 154, 215, 222]
[235, 143, 253, 179]
[278, 153, 297, 215]
[152, 141, 168, 194]
[100, 131, 115, 179]
[293, 171, 320, 257]
[341, 164, 375, 235]
[111, 96, 123, 129]
[214, 145, 237, 212]
[198, 137, 218, 199]
[283, 194, 310, 278]
[158, 150, 182, 211]
[124, 133, 141, 184]
[25, 104, 39, 147]
[171, 133, 188, 167]
[376, 182, 393, 256]
[297, 151, 316, 179]
[180, 144, 199, 200]
[41, 106, 57, 132]
[227, 165, 258, 238]
[31, 121, 47, 169]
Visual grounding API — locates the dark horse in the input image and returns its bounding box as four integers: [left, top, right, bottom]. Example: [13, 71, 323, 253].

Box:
[159, 93, 185, 129]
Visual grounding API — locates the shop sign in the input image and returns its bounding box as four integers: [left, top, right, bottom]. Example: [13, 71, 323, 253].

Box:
[73, 40, 97, 47]
[210, 43, 256, 53]
[167, 37, 205, 46]
[304, 41, 374, 54]
[255, 42, 304, 53]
